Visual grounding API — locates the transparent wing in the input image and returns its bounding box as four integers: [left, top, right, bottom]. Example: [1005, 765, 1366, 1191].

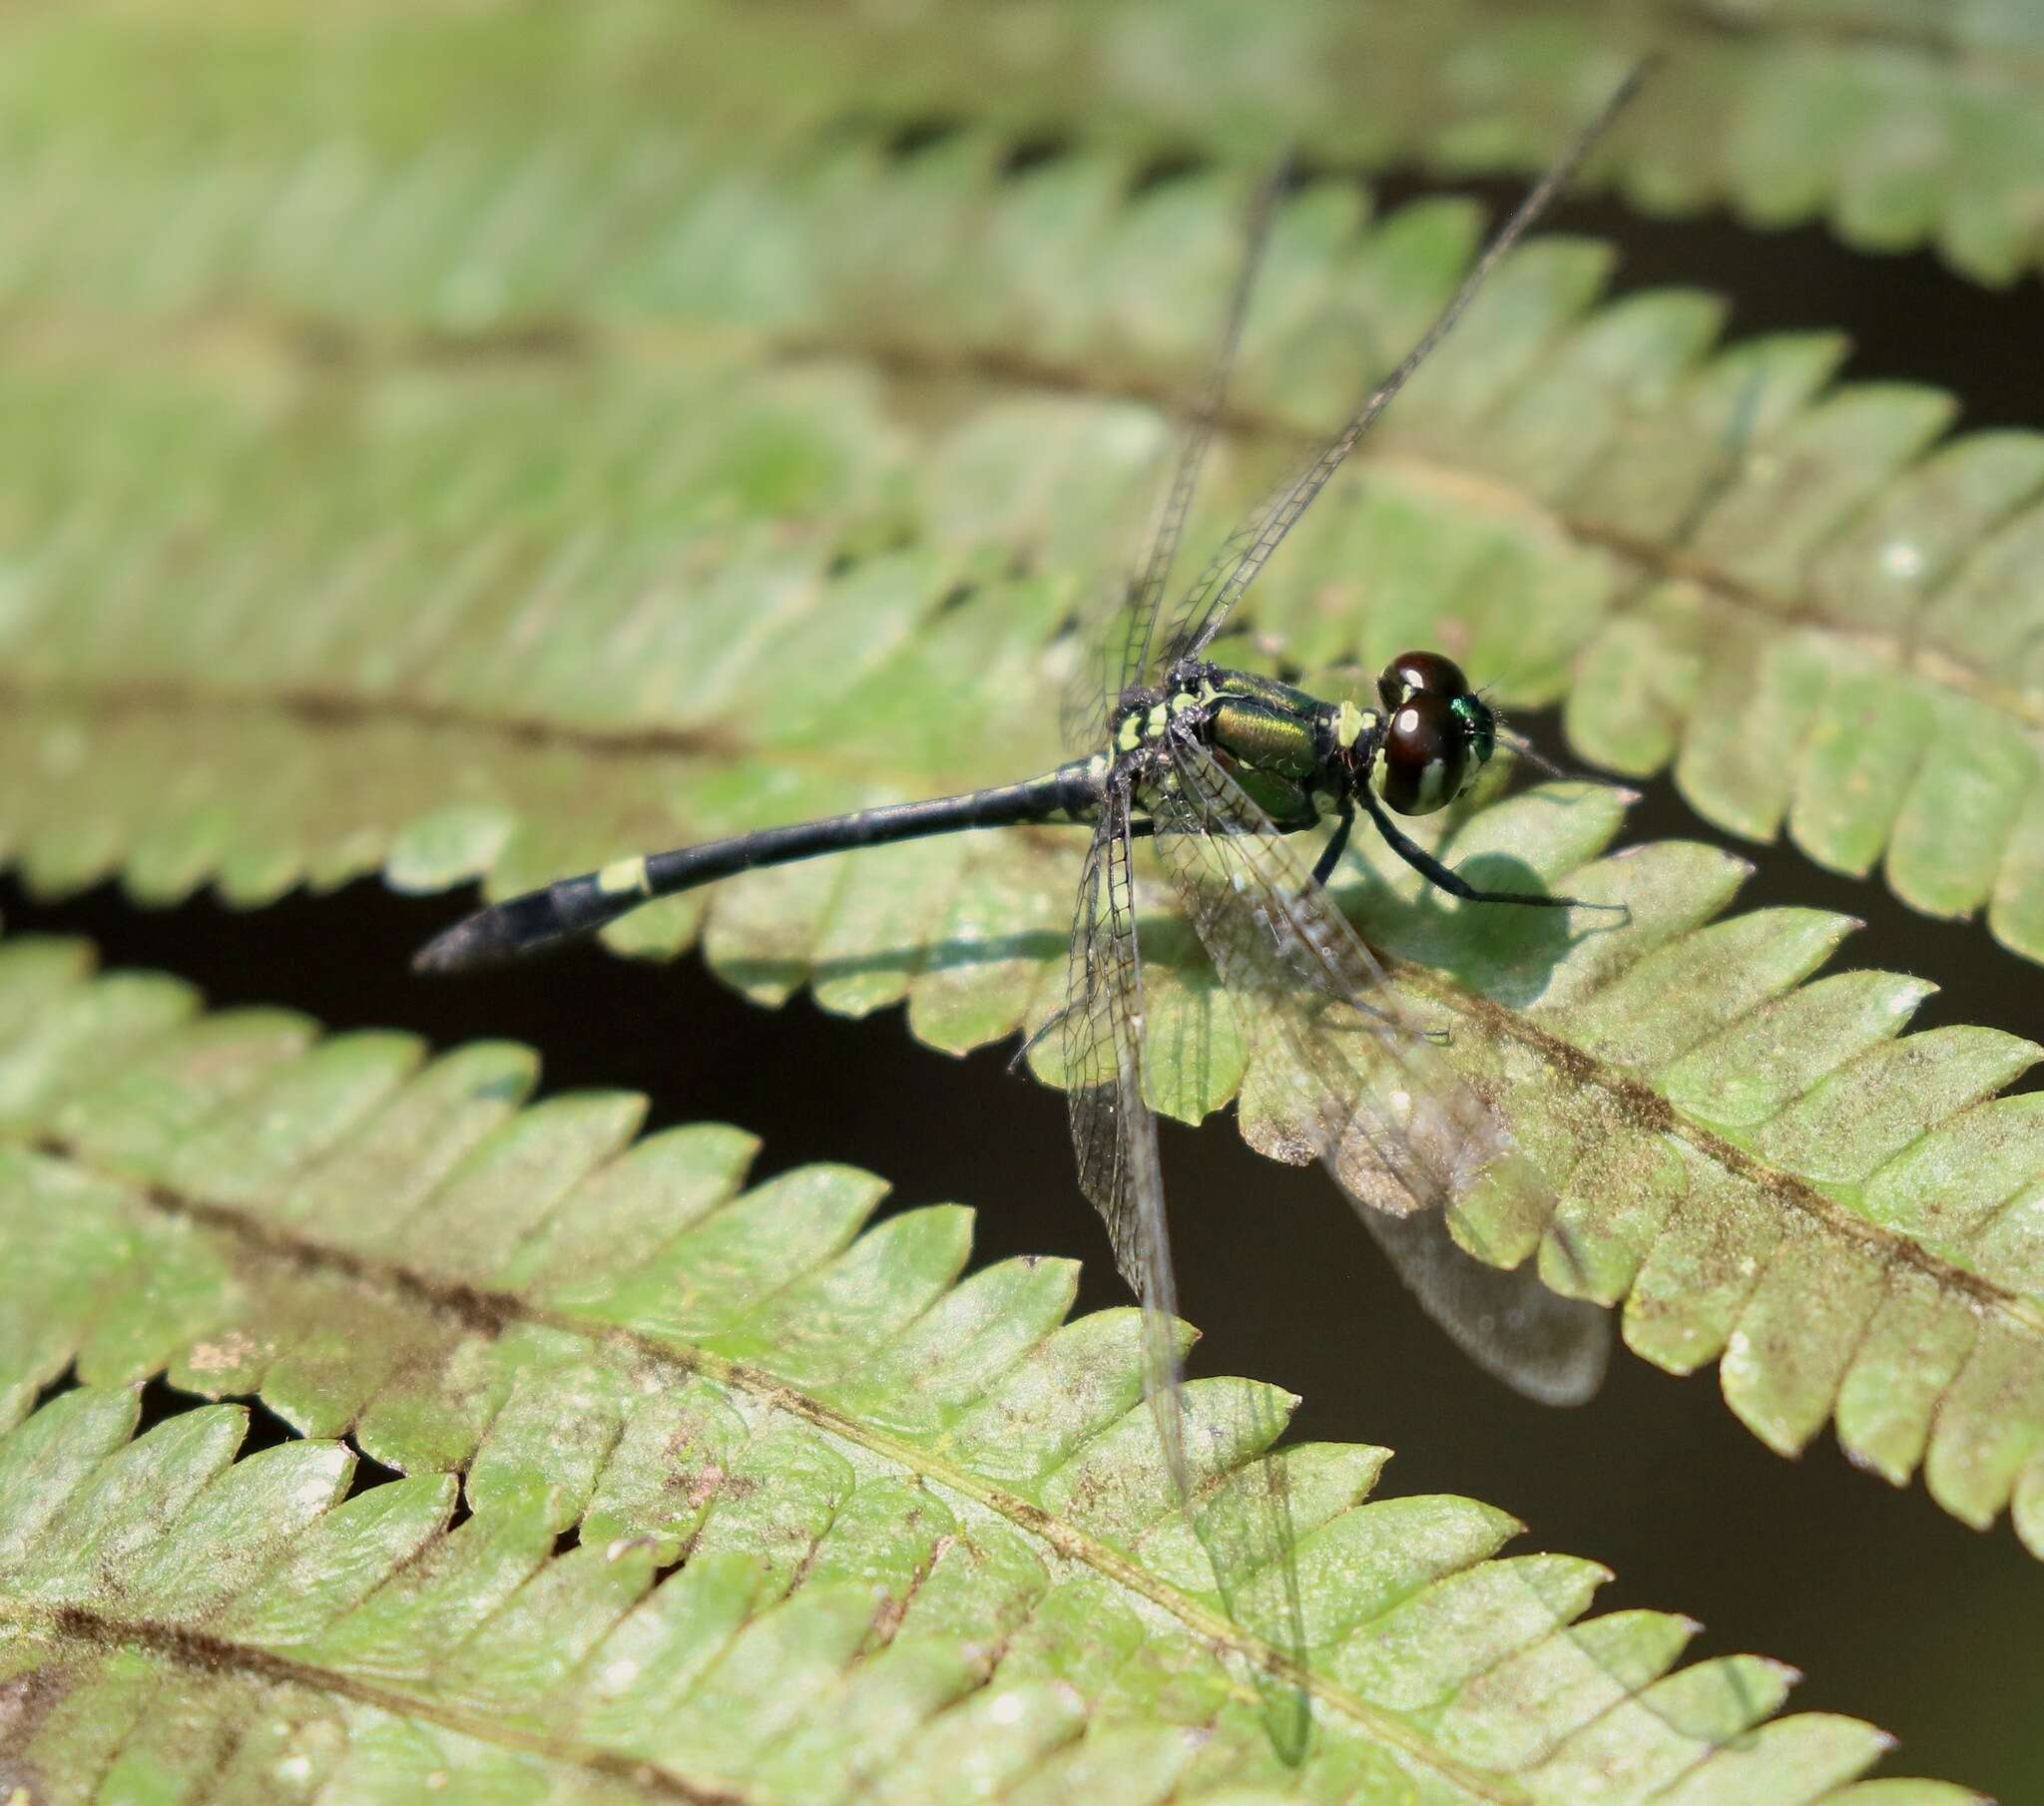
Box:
[1156, 64, 1646, 673]
[1356, 1206, 1609, 1406]
[1062, 789, 1309, 1760]
[1150, 754, 1758, 1755]
[1156, 743, 1757, 1751]
[1154, 738, 1610, 1401]
[1063, 799, 1183, 1473]
[1058, 572, 1143, 755]
[1059, 161, 1287, 752]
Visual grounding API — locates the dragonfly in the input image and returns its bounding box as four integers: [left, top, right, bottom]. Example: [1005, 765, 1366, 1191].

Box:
[417, 68, 1645, 1762]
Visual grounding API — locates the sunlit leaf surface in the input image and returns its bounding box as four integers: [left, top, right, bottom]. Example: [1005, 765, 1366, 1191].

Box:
[0, 941, 1979, 1803]
[3, 21, 2041, 959]
[2, 6, 2043, 1566]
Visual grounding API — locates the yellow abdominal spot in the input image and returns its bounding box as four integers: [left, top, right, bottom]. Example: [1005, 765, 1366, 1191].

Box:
[597, 856, 650, 897]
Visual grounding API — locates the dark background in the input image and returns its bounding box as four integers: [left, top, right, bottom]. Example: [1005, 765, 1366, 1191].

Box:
[11, 185, 2042, 1798]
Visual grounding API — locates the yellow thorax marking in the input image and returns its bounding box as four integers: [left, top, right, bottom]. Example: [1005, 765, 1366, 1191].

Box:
[1115, 693, 1199, 752]
[1332, 699, 1370, 749]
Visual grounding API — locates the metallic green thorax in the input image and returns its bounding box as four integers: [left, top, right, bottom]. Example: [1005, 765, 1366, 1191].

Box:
[1096, 656, 1516, 840]
[1208, 699, 1319, 780]
[1109, 664, 1385, 827]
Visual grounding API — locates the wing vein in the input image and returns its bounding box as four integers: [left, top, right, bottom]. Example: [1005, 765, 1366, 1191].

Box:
[1159, 63, 1649, 669]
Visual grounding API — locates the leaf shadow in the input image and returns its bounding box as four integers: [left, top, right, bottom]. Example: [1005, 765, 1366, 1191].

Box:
[1337, 847, 1614, 1006]
[726, 925, 1073, 1001]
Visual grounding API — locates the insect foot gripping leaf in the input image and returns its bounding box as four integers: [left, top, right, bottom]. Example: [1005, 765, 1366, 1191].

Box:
[0, 936, 1983, 1803]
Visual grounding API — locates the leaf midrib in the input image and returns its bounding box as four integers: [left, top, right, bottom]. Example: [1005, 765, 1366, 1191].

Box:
[31, 1134, 1540, 1805]
[11, 305, 2036, 738]
[0, 1594, 748, 1806]
[35, 1020, 2038, 1790]
[1398, 959, 2044, 1341]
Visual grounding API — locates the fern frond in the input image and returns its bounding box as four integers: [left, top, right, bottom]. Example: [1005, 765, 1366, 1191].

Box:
[5, 233, 2044, 1545]
[5, 119, 2041, 956]
[0, 943, 1978, 1802]
[7, 3, 2044, 284]
[3, 609, 2043, 1576]
[4, 0, 2042, 1603]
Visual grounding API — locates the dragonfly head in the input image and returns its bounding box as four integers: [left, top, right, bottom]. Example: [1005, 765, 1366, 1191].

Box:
[1372, 650, 1495, 815]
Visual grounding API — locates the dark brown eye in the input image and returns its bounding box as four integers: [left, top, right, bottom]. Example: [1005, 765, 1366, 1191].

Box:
[1379, 694, 1469, 816]
[1376, 650, 1470, 711]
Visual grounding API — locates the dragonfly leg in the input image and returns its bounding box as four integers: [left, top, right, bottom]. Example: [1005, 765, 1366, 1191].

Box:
[1309, 801, 1354, 888]
[1361, 788, 1629, 916]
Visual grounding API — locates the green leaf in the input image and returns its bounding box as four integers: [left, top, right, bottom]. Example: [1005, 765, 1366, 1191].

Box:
[8, 4, 2044, 285]
[8, 696, 2040, 1559]
[0, 946, 1978, 1803]
[1, 12, 2039, 1789]
[3, 20, 2043, 1560]
[5, 97, 2042, 959]
[5, 142, 2044, 1546]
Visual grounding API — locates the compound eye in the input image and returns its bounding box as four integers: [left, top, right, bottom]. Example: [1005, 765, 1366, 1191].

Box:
[1376, 649, 1470, 710]
[1379, 694, 1469, 815]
